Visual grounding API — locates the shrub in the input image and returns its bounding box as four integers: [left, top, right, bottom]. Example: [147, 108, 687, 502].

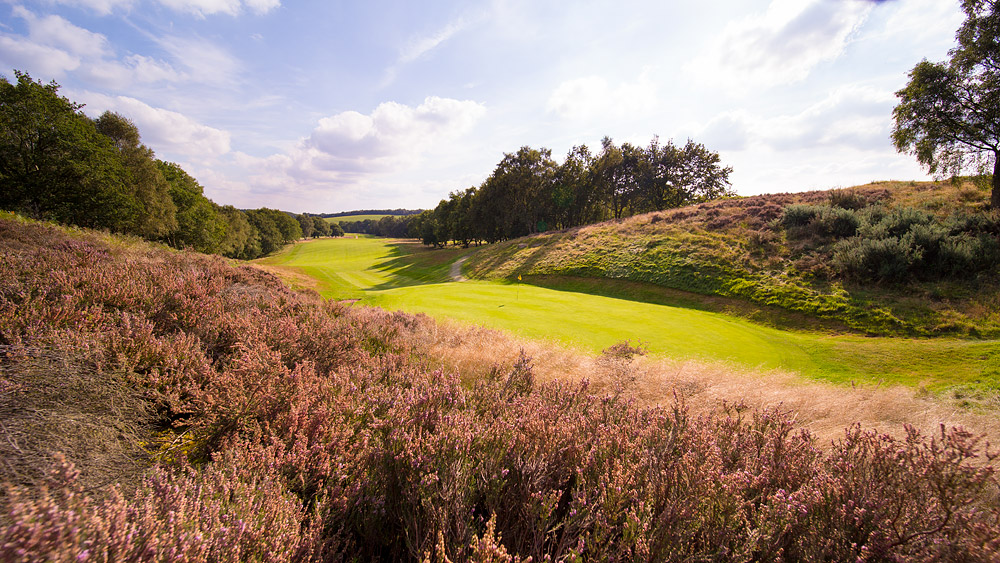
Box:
[828, 188, 869, 210]
[780, 204, 820, 228]
[833, 237, 919, 282]
[858, 206, 932, 239]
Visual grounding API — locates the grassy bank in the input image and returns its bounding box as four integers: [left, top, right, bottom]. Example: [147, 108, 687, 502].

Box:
[258, 236, 1000, 398]
[465, 180, 1000, 337]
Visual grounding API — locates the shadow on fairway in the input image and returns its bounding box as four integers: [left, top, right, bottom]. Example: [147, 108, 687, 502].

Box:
[368, 241, 476, 291]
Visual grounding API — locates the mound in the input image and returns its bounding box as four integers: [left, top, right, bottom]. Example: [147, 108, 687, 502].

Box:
[465, 180, 1000, 337]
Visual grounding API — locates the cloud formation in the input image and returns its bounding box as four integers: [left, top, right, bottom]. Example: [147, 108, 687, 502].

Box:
[77, 92, 232, 160]
[306, 96, 486, 171]
[46, 0, 280, 16]
[699, 85, 895, 153]
[231, 96, 486, 201]
[0, 6, 182, 88]
[547, 71, 656, 121]
[687, 0, 873, 89]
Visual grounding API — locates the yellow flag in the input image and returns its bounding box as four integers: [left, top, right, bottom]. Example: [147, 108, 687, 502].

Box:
[518, 275, 522, 281]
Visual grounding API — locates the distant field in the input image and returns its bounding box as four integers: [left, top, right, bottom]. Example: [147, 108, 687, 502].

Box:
[258, 237, 1000, 393]
[325, 214, 396, 224]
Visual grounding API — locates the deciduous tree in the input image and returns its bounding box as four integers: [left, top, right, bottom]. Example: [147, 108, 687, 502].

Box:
[892, 0, 1000, 208]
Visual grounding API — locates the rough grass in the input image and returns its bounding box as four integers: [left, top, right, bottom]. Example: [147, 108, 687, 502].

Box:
[464, 180, 1000, 337]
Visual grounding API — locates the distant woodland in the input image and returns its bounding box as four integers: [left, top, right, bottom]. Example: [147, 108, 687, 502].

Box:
[0, 71, 336, 259]
[1, 69, 734, 255]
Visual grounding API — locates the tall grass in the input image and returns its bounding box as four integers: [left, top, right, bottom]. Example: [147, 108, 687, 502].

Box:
[2, 217, 998, 561]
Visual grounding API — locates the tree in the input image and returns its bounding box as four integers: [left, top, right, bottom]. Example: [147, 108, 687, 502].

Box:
[95, 113, 177, 238]
[0, 71, 136, 230]
[156, 160, 226, 253]
[311, 216, 331, 237]
[296, 213, 315, 239]
[328, 221, 344, 237]
[892, 0, 1000, 208]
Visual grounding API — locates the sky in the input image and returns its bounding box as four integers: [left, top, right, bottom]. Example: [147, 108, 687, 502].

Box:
[0, 0, 968, 213]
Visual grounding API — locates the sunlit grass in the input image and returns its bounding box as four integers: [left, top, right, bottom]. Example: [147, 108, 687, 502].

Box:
[259, 237, 1000, 392]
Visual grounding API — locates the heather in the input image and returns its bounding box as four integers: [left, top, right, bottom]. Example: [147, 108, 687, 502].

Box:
[2, 216, 999, 561]
[465, 180, 1000, 337]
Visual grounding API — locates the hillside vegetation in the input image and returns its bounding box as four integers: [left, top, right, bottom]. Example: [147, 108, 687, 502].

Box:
[466, 180, 1000, 337]
[3, 214, 999, 560]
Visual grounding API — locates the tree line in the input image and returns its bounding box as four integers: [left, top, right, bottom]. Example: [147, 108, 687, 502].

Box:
[410, 137, 733, 247]
[0, 71, 335, 259]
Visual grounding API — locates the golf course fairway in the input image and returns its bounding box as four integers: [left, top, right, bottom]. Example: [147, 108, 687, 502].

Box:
[258, 237, 1000, 389]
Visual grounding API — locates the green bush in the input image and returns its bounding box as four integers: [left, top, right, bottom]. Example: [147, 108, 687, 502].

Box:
[828, 189, 868, 210]
[833, 237, 919, 283]
[780, 204, 821, 228]
[858, 206, 932, 239]
[815, 206, 860, 238]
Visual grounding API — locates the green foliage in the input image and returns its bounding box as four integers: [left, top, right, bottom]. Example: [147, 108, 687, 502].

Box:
[0, 71, 137, 231]
[417, 136, 733, 247]
[295, 213, 314, 238]
[94, 112, 177, 238]
[311, 215, 330, 237]
[892, 0, 1000, 207]
[328, 220, 344, 237]
[0, 70, 302, 261]
[156, 160, 228, 253]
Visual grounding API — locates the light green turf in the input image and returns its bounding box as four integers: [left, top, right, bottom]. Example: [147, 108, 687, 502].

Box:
[259, 237, 1000, 390]
[325, 214, 395, 224]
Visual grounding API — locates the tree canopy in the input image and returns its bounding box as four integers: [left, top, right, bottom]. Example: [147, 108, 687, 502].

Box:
[0, 70, 306, 259]
[409, 136, 733, 247]
[892, 0, 1000, 208]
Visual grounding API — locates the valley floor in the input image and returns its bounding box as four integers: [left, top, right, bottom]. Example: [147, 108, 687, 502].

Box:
[257, 236, 1000, 446]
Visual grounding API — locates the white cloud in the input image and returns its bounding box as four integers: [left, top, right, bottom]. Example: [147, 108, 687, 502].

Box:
[381, 16, 470, 87]
[882, 0, 964, 45]
[77, 92, 232, 160]
[45, 0, 278, 16]
[400, 18, 467, 64]
[0, 6, 180, 88]
[156, 0, 279, 17]
[155, 34, 241, 85]
[760, 85, 895, 151]
[687, 0, 873, 89]
[0, 35, 79, 76]
[696, 112, 751, 152]
[547, 71, 656, 121]
[697, 85, 895, 154]
[14, 6, 111, 58]
[49, 0, 134, 16]
[306, 96, 486, 171]
[224, 96, 487, 205]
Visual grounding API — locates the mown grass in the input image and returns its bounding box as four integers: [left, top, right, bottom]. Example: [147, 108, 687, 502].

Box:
[256, 236, 473, 300]
[465, 180, 1000, 337]
[259, 236, 1000, 396]
[324, 213, 394, 224]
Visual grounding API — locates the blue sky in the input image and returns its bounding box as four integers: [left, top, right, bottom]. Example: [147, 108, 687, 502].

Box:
[0, 0, 966, 213]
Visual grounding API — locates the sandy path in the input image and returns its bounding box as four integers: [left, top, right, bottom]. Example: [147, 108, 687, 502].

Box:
[450, 257, 468, 282]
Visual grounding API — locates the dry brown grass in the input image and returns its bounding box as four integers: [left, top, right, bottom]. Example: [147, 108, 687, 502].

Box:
[419, 319, 1000, 452]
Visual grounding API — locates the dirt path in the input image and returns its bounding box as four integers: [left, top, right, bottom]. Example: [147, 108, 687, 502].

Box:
[450, 257, 468, 282]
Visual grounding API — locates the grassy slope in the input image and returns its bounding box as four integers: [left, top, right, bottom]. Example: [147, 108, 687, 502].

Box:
[324, 213, 394, 224]
[258, 235, 1000, 395]
[465, 180, 1000, 338]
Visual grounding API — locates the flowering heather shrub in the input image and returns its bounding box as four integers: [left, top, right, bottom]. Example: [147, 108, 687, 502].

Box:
[2, 217, 999, 561]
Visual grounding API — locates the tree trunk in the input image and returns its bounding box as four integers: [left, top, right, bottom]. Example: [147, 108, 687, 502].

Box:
[993, 153, 1000, 209]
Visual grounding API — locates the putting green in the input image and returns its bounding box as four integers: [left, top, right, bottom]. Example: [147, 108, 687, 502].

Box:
[258, 237, 1000, 389]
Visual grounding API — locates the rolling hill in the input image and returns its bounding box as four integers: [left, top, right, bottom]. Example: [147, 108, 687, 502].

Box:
[464, 180, 1000, 338]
